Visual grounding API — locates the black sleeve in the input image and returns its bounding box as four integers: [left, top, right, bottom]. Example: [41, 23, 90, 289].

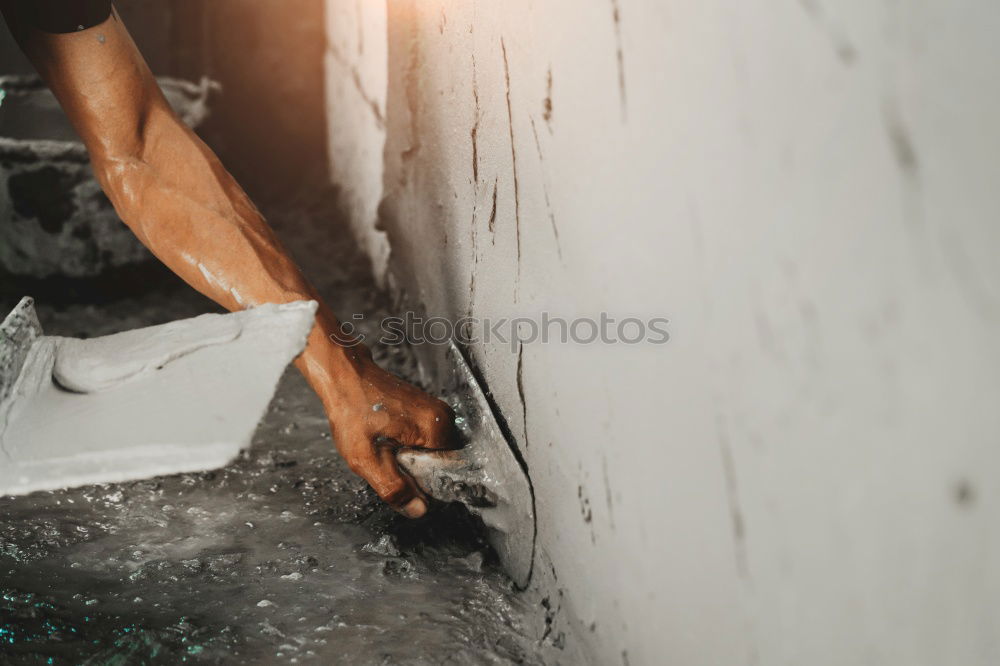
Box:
[16, 0, 113, 34]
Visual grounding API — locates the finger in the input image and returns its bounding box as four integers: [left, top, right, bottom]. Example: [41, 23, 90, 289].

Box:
[348, 440, 428, 519]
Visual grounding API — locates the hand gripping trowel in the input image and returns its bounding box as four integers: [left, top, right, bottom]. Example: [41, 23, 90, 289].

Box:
[396, 342, 536, 589]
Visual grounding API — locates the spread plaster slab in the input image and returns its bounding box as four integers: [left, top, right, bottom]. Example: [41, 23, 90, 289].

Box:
[0, 298, 317, 496]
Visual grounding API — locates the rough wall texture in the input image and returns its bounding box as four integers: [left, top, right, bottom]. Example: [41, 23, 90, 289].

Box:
[326, 1, 1000, 664]
[323, 0, 391, 279]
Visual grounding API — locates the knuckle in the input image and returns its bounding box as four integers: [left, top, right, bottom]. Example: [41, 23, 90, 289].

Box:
[373, 477, 410, 506]
[432, 400, 453, 421]
[340, 443, 371, 477]
[345, 457, 367, 477]
[421, 403, 452, 441]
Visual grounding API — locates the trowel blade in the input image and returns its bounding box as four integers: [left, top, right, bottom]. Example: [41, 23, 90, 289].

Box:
[397, 341, 535, 589]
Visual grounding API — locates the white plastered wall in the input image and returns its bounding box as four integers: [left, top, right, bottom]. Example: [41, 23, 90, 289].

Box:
[325, 1, 1000, 663]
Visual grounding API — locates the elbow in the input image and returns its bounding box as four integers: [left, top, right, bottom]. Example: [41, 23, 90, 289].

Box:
[89, 148, 140, 217]
[87, 104, 165, 213]
[87, 124, 158, 240]
[88, 93, 170, 188]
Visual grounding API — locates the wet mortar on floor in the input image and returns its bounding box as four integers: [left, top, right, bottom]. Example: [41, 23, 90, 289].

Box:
[0, 192, 553, 664]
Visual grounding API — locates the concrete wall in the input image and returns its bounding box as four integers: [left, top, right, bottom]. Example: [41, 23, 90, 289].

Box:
[323, 0, 391, 278]
[325, 1, 1000, 664]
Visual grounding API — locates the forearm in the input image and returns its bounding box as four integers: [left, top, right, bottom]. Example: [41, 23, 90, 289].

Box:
[0, 4, 368, 407]
[91, 107, 372, 408]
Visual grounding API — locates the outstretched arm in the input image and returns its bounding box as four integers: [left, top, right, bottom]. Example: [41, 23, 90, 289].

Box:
[1, 4, 450, 517]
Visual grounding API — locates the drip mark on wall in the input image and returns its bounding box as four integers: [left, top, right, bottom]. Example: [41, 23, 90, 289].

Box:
[609, 0, 628, 119]
[530, 118, 564, 261]
[501, 38, 522, 287]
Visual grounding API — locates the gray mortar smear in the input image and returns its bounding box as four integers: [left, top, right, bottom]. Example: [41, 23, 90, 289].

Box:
[0, 194, 565, 665]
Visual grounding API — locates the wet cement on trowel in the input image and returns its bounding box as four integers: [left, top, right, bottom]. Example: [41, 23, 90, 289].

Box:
[0, 193, 556, 664]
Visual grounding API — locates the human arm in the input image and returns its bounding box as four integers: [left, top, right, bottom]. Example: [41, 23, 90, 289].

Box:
[0, 3, 451, 517]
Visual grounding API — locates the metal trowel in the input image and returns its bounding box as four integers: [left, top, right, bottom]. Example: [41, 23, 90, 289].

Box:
[396, 341, 536, 589]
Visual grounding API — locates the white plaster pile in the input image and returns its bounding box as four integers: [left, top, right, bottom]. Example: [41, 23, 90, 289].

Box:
[0, 297, 317, 496]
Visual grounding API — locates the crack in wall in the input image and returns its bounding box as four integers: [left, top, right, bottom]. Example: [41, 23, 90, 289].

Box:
[516, 342, 528, 448]
[488, 177, 499, 241]
[467, 97, 480, 317]
[471, 53, 481, 184]
[530, 117, 564, 261]
[577, 482, 596, 545]
[350, 66, 386, 129]
[716, 414, 749, 580]
[326, 43, 385, 129]
[880, 96, 994, 319]
[467, 209, 479, 317]
[467, 47, 482, 317]
[797, 0, 858, 65]
[601, 455, 615, 530]
[501, 38, 522, 292]
[883, 98, 919, 182]
[451, 344, 539, 586]
[543, 67, 554, 129]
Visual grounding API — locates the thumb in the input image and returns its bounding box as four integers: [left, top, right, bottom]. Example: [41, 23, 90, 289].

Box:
[350, 440, 428, 519]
